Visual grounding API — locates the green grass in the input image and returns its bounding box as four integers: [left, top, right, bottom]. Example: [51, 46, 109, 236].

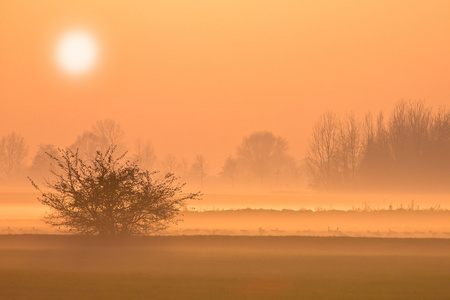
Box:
[0, 235, 449, 299]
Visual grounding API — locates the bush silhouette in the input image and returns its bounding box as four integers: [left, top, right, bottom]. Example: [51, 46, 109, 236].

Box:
[29, 147, 200, 236]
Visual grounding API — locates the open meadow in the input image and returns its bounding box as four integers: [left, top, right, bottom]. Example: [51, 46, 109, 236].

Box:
[1, 191, 449, 299]
[1, 235, 450, 300]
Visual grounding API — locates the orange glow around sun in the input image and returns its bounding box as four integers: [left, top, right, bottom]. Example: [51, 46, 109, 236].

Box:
[55, 30, 99, 75]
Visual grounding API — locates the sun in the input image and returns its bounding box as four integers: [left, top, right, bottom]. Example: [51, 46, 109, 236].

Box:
[56, 30, 98, 75]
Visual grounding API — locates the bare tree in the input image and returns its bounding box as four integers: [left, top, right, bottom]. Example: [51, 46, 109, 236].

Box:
[337, 113, 363, 187]
[306, 112, 339, 189]
[29, 147, 200, 236]
[0, 132, 28, 179]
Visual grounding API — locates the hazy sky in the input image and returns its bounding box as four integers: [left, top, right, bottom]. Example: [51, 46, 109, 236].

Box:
[1, 1, 450, 172]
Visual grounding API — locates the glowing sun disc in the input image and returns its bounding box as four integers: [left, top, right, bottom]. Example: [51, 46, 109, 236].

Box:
[56, 30, 98, 75]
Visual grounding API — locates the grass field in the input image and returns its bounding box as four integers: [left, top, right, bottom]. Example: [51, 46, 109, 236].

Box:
[1, 235, 449, 299]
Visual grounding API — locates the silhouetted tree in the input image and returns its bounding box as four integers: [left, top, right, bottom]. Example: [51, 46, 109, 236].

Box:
[306, 112, 340, 189]
[236, 131, 291, 187]
[337, 113, 363, 187]
[0, 132, 28, 179]
[29, 144, 60, 179]
[29, 147, 200, 236]
[306, 112, 366, 190]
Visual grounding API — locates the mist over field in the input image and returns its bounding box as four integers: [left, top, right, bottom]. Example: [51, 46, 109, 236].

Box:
[1, 99, 449, 236]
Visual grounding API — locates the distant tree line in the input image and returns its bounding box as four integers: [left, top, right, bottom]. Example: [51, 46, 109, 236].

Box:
[306, 100, 449, 191]
[0, 120, 209, 188]
[1, 100, 448, 191]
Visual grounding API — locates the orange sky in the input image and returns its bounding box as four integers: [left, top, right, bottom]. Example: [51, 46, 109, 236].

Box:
[1, 0, 450, 173]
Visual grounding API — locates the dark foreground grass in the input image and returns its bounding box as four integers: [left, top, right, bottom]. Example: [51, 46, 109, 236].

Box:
[0, 235, 449, 299]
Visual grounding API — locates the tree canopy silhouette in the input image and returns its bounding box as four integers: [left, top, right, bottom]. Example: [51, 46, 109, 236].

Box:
[223, 131, 295, 187]
[238, 131, 290, 186]
[29, 147, 200, 236]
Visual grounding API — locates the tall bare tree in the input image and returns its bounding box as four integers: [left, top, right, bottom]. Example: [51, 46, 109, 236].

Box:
[337, 113, 363, 187]
[306, 112, 339, 189]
